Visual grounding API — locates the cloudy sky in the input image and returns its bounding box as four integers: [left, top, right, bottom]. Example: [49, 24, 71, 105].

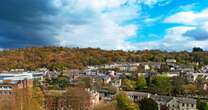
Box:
[0, 0, 208, 51]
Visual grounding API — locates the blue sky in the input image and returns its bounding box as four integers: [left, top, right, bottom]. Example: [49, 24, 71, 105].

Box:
[0, 0, 208, 51]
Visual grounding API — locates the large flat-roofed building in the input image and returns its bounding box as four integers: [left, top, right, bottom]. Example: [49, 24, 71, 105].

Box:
[0, 72, 43, 96]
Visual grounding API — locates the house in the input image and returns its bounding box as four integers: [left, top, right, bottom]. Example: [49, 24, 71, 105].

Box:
[111, 79, 122, 89]
[118, 64, 138, 72]
[108, 71, 115, 77]
[180, 68, 195, 73]
[63, 69, 80, 80]
[166, 59, 177, 63]
[161, 72, 179, 78]
[166, 97, 197, 110]
[200, 65, 208, 73]
[185, 72, 208, 82]
[126, 91, 198, 110]
[127, 91, 151, 102]
[102, 76, 111, 84]
[144, 64, 150, 70]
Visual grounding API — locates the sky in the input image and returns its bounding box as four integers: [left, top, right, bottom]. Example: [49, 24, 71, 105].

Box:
[0, 0, 208, 51]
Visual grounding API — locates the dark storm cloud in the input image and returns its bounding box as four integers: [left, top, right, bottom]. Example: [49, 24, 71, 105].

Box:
[0, 0, 60, 48]
[183, 28, 208, 41]
[0, 0, 57, 23]
[0, 0, 98, 48]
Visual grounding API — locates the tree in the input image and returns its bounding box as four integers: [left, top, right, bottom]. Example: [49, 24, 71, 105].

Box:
[64, 87, 91, 110]
[94, 103, 116, 110]
[138, 98, 158, 110]
[15, 88, 44, 110]
[150, 76, 172, 95]
[197, 99, 208, 110]
[0, 96, 15, 110]
[171, 76, 185, 95]
[58, 76, 70, 89]
[122, 78, 136, 91]
[158, 64, 169, 72]
[192, 47, 204, 52]
[183, 84, 198, 94]
[195, 76, 207, 95]
[136, 75, 147, 90]
[32, 87, 44, 107]
[116, 92, 139, 110]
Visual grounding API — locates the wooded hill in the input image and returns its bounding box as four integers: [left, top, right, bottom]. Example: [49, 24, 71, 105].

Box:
[0, 47, 208, 71]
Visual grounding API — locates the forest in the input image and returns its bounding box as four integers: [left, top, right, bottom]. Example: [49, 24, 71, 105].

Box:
[0, 47, 207, 71]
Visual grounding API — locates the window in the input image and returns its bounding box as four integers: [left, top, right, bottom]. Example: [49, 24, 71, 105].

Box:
[182, 103, 185, 106]
[192, 104, 194, 107]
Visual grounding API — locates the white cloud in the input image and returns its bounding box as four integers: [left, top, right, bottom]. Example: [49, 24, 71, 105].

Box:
[52, 0, 205, 51]
[52, 0, 139, 50]
[164, 9, 208, 25]
[141, 0, 172, 7]
[131, 26, 200, 51]
[136, 8, 208, 51]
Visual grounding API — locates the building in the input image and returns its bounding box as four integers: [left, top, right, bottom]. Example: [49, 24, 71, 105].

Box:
[0, 73, 33, 96]
[127, 91, 151, 102]
[126, 91, 198, 110]
[118, 64, 138, 72]
[166, 59, 177, 63]
[0, 71, 43, 96]
[63, 69, 80, 80]
[185, 72, 208, 82]
[166, 97, 197, 110]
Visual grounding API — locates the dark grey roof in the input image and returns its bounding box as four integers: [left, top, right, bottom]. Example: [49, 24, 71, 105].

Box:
[151, 95, 172, 104]
[177, 97, 196, 104]
[127, 91, 150, 97]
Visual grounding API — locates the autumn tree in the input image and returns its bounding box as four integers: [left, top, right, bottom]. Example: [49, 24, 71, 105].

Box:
[94, 103, 116, 110]
[116, 92, 139, 110]
[122, 78, 136, 91]
[63, 87, 91, 110]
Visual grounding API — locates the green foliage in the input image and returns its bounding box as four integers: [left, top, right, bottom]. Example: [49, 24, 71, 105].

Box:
[122, 78, 136, 91]
[48, 76, 70, 90]
[171, 76, 185, 95]
[116, 92, 139, 110]
[48, 63, 66, 71]
[136, 75, 147, 90]
[150, 76, 172, 95]
[193, 47, 204, 52]
[138, 98, 158, 110]
[197, 99, 208, 110]
[79, 77, 93, 88]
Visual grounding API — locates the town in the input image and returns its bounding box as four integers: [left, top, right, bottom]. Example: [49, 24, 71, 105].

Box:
[1, 0, 208, 110]
[1, 57, 208, 110]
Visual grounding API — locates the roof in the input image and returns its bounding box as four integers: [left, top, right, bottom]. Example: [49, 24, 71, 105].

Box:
[127, 91, 150, 97]
[126, 91, 197, 105]
[151, 95, 172, 104]
[0, 71, 42, 81]
[177, 97, 196, 104]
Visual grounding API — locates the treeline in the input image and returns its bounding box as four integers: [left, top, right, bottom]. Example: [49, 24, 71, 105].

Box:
[0, 47, 208, 71]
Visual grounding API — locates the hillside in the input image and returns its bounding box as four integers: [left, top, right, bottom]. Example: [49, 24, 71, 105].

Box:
[0, 47, 208, 71]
